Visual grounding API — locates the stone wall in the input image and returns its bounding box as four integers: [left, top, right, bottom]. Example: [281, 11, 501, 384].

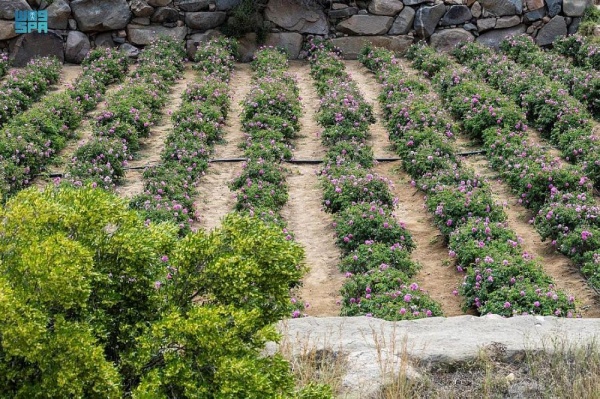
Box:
[0, 0, 593, 65]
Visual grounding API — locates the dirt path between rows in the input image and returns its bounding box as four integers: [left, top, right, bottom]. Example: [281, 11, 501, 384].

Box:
[117, 64, 195, 198]
[282, 164, 344, 316]
[343, 61, 396, 159]
[356, 58, 465, 315]
[53, 65, 82, 94]
[33, 68, 131, 191]
[212, 63, 252, 159]
[288, 61, 326, 160]
[462, 155, 600, 318]
[192, 64, 254, 231]
[193, 162, 241, 232]
[375, 162, 466, 317]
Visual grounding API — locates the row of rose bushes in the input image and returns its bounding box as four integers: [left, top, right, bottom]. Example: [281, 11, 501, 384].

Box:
[233, 47, 297, 230]
[360, 44, 577, 317]
[553, 34, 600, 72]
[308, 40, 443, 320]
[65, 37, 185, 191]
[404, 43, 600, 298]
[450, 39, 600, 192]
[416, 44, 600, 289]
[235, 47, 311, 317]
[0, 48, 129, 200]
[499, 35, 600, 119]
[0, 56, 62, 127]
[0, 52, 8, 78]
[130, 38, 236, 234]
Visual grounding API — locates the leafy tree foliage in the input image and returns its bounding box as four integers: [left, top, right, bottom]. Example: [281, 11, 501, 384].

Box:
[0, 185, 329, 398]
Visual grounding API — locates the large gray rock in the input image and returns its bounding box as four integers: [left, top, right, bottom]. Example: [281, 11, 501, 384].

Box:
[131, 0, 155, 17]
[0, 20, 18, 41]
[264, 32, 303, 59]
[215, 0, 242, 10]
[496, 15, 521, 28]
[477, 17, 496, 31]
[524, 8, 546, 22]
[414, 3, 446, 38]
[174, 0, 210, 11]
[440, 5, 472, 26]
[127, 24, 187, 45]
[47, 0, 71, 30]
[186, 29, 222, 59]
[264, 0, 328, 35]
[0, 0, 30, 20]
[476, 23, 526, 48]
[546, 0, 562, 17]
[65, 31, 91, 64]
[337, 15, 394, 35]
[185, 11, 227, 30]
[527, 0, 545, 10]
[94, 32, 116, 48]
[430, 28, 474, 51]
[329, 6, 359, 19]
[275, 315, 600, 398]
[479, 0, 518, 16]
[509, 0, 523, 13]
[403, 0, 433, 4]
[471, 1, 482, 17]
[568, 16, 581, 34]
[368, 0, 404, 16]
[9, 31, 65, 67]
[237, 32, 257, 62]
[329, 35, 414, 59]
[147, 0, 171, 6]
[119, 42, 140, 59]
[562, 0, 587, 16]
[151, 6, 179, 23]
[388, 6, 416, 35]
[71, 0, 132, 32]
[536, 15, 567, 45]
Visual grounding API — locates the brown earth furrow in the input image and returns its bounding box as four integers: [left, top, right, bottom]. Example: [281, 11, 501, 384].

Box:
[33, 70, 130, 190]
[398, 57, 600, 317]
[343, 61, 396, 159]
[282, 164, 344, 316]
[117, 64, 195, 198]
[375, 162, 466, 317]
[212, 62, 252, 159]
[346, 59, 465, 316]
[191, 63, 254, 230]
[53, 65, 82, 94]
[289, 61, 326, 159]
[462, 155, 600, 318]
[192, 162, 242, 232]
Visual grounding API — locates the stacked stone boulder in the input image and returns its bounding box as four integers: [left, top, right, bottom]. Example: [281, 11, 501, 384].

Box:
[0, 0, 593, 64]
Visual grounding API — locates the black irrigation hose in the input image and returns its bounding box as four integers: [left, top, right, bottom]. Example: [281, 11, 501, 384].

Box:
[44, 148, 570, 178]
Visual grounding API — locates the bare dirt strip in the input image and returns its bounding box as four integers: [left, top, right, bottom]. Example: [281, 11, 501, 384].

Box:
[282, 164, 344, 317]
[288, 61, 326, 160]
[376, 162, 467, 317]
[212, 62, 252, 159]
[117, 64, 195, 198]
[462, 155, 600, 318]
[53, 64, 82, 94]
[343, 61, 396, 159]
[192, 63, 253, 231]
[346, 60, 465, 316]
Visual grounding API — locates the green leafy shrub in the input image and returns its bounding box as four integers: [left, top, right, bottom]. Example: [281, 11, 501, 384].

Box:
[0, 186, 324, 398]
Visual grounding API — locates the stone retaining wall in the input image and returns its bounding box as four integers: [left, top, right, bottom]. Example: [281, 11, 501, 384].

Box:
[0, 0, 593, 65]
